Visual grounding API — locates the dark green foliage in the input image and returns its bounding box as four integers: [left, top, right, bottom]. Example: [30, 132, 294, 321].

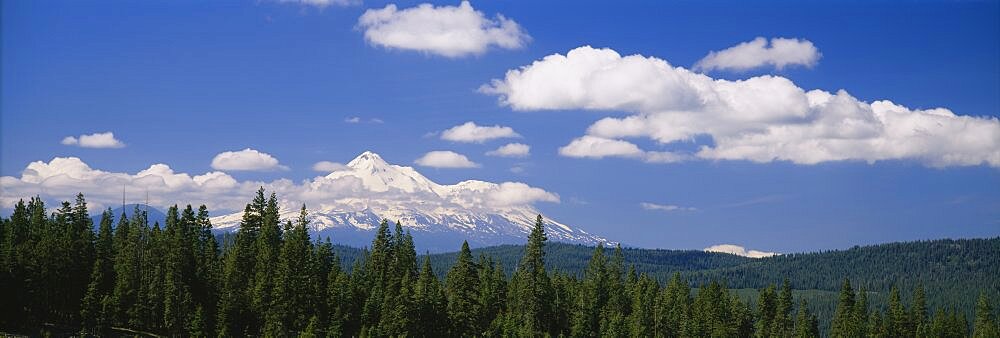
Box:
[1, 191, 997, 337]
[445, 241, 480, 336]
[974, 293, 998, 338]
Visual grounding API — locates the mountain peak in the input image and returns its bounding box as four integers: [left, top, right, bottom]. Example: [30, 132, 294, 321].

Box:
[328, 151, 442, 194]
[347, 151, 389, 170]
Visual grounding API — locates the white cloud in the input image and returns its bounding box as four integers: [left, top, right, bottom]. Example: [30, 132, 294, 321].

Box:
[357, 1, 529, 58]
[0, 157, 248, 211]
[414, 150, 480, 168]
[486, 143, 530, 158]
[312, 161, 348, 172]
[704, 244, 778, 258]
[558, 136, 687, 163]
[345, 116, 383, 124]
[483, 46, 1000, 168]
[276, 0, 359, 8]
[60, 132, 125, 148]
[640, 202, 696, 212]
[488, 182, 559, 206]
[0, 155, 556, 216]
[694, 37, 821, 72]
[210, 148, 289, 171]
[441, 121, 520, 143]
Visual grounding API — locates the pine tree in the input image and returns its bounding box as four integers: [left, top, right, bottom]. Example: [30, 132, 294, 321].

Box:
[1, 199, 30, 327]
[912, 282, 928, 336]
[771, 278, 794, 337]
[794, 300, 820, 338]
[361, 219, 393, 330]
[854, 286, 869, 338]
[111, 207, 144, 328]
[830, 278, 856, 337]
[446, 241, 481, 336]
[974, 293, 998, 338]
[66, 193, 95, 323]
[627, 274, 657, 337]
[477, 255, 506, 334]
[217, 189, 268, 337]
[602, 244, 628, 337]
[412, 255, 446, 336]
[755, 284, 778, 337]
[508, 214, 553, 336]
[325, 257, 351, 337]
[163, 205, 196, 334]
[253, 192, 282, 335]
[275, 205, 316, 333]
[886, 285, 910, 337]
[193, 205, 218, 335]
[572, 243, 607, 337]
[658, 272, 690, 337]
[81, 209, 115, 334]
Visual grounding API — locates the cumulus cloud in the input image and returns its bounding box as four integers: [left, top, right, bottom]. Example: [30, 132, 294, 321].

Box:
[312, 161, 348, 172]
[558, 136, 687, 163]
[640, 202, 696, 212]
[704, 244, 778, 258]
[414, 151, 480, 168]
[486, 143, 530, 158]
[440, 122, 520, 143]
[61, 132, 126, 149]
[211, 148, 289, 171]
[482, 46, 1000, 168]
[488, 182, 559, 206]
[357, 1, 529, 58]
[276, 0, 359, 8]
[0, 157, 249, 211]
[694, 37, 821, 72]
[0, 155, 557, 216]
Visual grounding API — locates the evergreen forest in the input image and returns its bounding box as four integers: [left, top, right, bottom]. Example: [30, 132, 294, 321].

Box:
[1, 189, 998, 337]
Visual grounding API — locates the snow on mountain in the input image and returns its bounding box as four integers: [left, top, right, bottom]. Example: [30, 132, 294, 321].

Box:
[210, 151, 608, 251]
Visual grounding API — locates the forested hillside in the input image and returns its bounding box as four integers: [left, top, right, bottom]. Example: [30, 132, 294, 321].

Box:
[420, 238, 1000, 335]
[2, 191, 998, 337]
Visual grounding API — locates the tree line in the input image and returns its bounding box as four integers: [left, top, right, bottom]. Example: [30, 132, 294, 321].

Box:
[1, 189, 998, 337]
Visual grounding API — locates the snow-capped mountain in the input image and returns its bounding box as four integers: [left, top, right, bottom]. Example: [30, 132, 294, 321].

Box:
[210, 151, 608, 252]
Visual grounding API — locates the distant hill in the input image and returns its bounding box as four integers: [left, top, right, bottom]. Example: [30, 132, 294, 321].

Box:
[325, 237, 999, 334]
[89, 204, 167, 230]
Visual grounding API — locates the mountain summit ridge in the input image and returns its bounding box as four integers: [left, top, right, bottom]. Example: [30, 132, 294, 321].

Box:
[210, 151, 608, 252]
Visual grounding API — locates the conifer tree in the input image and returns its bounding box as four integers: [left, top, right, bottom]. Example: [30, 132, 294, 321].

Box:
[886, 285, 910, 337]
[81, 209, 115, 334]
[771, 278, 794, 337]
[912, 282, 928, 336]
[794, 300, 820, 338]
[275, 205, 315, 334]
[830, 278, 856, 337]
[477, 255, 506, 334]
[755, 284, 778, 337]
[572, 243, 607, 337]
[413, 256, 447, 336]
[973, 293, 998, 338]
[193, 205, 218, 334]
[854, 286, 869, 338]
[658, 272, 690, 337]
[446, 241, 481, 336]
[509, 214, 553, 336]
[253, 192, 282, 335]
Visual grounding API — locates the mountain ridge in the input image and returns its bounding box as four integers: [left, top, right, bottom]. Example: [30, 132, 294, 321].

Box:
[208, 151, 608, 252]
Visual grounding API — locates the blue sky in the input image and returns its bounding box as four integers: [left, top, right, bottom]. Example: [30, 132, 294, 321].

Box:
[2, 0, 999, 253]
